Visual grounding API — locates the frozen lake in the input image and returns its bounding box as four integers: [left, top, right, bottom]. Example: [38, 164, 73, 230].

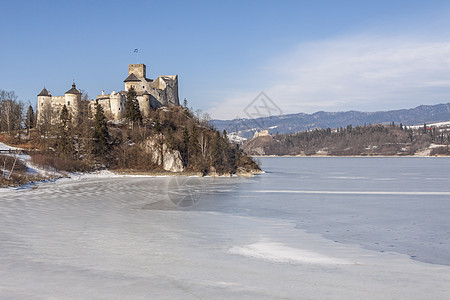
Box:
[1, 157, 450, 299]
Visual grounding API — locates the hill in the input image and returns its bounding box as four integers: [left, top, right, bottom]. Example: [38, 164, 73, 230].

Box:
[0, 105, 260, 188]
[212, 103, 450, 140]
[242, 123, 450, 156]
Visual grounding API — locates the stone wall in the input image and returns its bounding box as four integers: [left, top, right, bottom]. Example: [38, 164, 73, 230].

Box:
[129, 64, 146, 78]
[37, 95, 78, 125]
[91, 92, 126, 120]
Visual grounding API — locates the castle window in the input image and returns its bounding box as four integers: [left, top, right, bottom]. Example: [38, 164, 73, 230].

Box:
[67, 101, 70, 106]
[143, 86, 145, 89]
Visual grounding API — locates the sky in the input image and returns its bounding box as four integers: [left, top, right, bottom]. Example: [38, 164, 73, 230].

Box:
[1, 0, 450, 119]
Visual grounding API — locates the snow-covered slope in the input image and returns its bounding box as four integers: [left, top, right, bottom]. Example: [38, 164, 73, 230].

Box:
[0, 142, 56, 177]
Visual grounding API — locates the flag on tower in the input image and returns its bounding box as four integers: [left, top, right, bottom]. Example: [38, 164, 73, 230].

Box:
[134, 49, 138, 53]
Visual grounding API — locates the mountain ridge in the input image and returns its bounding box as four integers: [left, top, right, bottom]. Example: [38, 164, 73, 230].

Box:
[211, 103, 450, 139]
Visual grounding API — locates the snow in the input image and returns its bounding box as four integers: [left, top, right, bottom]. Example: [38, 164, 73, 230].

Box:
[0, 142, 20, 151]
[228, 132, 247, 143]
[0, 142, 60, 178]
[429, 143, 447, 149]
[229, 242, 352, 265]
[409, 120, 450, 129]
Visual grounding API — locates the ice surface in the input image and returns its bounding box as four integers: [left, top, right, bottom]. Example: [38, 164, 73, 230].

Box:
[229, 242, 352, 265]
[1, 157, 450, 299]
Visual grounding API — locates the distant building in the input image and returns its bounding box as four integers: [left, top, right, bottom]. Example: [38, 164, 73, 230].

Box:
[37, 62, 179, 124]
[253, 129, 270, 139]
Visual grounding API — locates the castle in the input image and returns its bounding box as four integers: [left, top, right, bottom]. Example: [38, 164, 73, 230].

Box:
[37, 63, 179, 124]
[37, 83, 82, 125]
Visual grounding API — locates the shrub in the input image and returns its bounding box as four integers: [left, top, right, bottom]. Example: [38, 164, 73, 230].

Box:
[30, 153, 91, 173]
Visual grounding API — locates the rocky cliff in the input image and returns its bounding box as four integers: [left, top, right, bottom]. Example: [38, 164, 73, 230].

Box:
[144, 135, 184, 172]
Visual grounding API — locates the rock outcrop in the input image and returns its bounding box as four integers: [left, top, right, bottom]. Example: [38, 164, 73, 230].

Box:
[144, 135, 184, 172]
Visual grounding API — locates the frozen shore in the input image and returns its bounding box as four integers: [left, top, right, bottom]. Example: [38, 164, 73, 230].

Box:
[0, 141, 260, 190]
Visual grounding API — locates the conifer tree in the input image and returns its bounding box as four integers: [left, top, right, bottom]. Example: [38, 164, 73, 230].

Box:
[58, 105, 72, 156]
[211, 130, 222, 169]
[222, 130, 228, 142]
[125, 86, 142, 127]
[93, 101, 110, 157]
[25, 105, 35, 135]
[60, 104, 70, 128]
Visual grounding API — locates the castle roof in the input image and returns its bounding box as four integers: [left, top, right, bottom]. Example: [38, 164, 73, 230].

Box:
[65, 82, 81, 94]
[37, 87, 50, 96]
[124, 73, 141, 82]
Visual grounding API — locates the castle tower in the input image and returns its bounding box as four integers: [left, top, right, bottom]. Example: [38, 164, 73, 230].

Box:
[64, 82, 82, 123]
[139, 93, 151, 118]
[128, 64, 146, 78]
[109, 91, 126, 119]
[37, 87, 51, 124]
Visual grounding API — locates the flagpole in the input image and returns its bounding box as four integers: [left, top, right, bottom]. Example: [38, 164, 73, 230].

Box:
[134, 49, 139, 64]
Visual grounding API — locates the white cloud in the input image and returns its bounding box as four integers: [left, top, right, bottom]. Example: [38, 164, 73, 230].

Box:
[209, 34, 450, 119]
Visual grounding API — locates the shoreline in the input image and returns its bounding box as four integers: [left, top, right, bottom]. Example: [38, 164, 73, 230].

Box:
[251, 154, 450, 158]
[1, 168, 263, 190]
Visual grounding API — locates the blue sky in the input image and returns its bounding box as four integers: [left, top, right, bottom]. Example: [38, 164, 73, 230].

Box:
[1, 0, 450, 119]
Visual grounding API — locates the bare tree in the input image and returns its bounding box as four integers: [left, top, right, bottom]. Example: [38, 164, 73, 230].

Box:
[198, 132, 208, 158]
[80, 89, 89, 102]
[38, 101, 54, 140]
[0, 90, 24, 133]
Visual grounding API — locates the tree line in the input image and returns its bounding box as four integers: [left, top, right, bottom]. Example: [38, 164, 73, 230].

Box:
[0, 89, 35, 135]
[243, 123, 450, 156]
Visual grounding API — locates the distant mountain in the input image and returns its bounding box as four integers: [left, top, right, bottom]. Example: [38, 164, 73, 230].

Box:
[211, 103, 450, 139]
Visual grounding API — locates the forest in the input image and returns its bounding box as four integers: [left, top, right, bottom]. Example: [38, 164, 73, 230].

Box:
[243, 123, 450, 156]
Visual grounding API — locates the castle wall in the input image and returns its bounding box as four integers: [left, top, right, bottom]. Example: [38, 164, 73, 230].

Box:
[125, 78, 148, 94]
[164, 76, 179, 106]
[151, 77, 166, 90]
[37, 96, 67, 125]
[90, 99, 113, 119]
[137, 94, 151, 118]
[147, 75, 179, 106]
[51, 96, 66, 106]
[110, 93, 126, 119]
[92, 92, 126, 120]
